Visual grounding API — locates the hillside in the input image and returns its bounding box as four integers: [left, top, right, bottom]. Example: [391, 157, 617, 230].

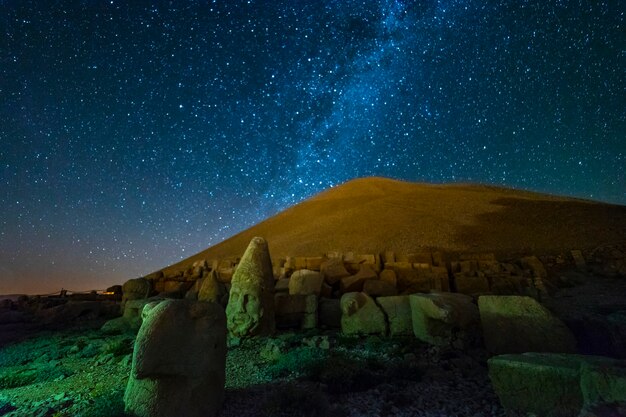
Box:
[162, 177, 626, 274]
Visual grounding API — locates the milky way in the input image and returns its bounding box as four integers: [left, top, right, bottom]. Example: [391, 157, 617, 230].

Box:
[1, 0, 624, 293]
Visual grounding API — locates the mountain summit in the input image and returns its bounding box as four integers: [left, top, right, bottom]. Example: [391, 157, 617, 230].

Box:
[163, 177, 626, 274]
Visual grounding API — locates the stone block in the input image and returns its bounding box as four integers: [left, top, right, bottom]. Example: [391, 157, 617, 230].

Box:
[340, 292, 387, 335]
[488, 353, 585, 417]
[454, 272, 490, 296]
[320, 258, 351, 285]
[305, 257, 324, 271]
[363, 279, 397, 297]
[410, 292, 480, 348]
[274, 278, 290, 293]
[294, 257, 307, 270]
[521, 256, 547, 278]
[340, 264, 378, 293]
[571, 250, 587, 270]
[378, 295, 412, 336]
[479, 295, 577, 355]
[289, 269, 324, 296]
[379, 269, 398, 287]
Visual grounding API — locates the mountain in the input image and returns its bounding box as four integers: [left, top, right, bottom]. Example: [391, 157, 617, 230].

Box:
[162, 177, 626, 273]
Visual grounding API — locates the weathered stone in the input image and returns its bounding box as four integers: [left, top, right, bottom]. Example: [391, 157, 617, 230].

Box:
[320, 258, 351, 285]
[479, 295, 577, 354]
[198, 270, 222, 303]
[382, 251, 396, 264]
[521, 256, 548, 278]
[454, 272, 490, 296]
[305, 257, 324, 271]
[288, 269, 324, 296]
[379, 269, 398, 287]
[274, 278, 290, 293]
[340, 264, 378, 293]
[144, 271, 164, 281]
[162, 280, 193, 294]
[432, 251, 444, 267]
[319, 297, 341, 328]
[377, 295, 412, 336]
[432, 266, 450, 292]
[124, 299, 226, 417]
[488, 353, 585, 417]
[340, 292, 387, 335]
[489, 353, 626, 417]
[363, 279, 397, 297]
[226, 237, 275, 338]
[294, 257, 307, 270]
[580, 358, 626, 406]
[302, 294, 318, 329]
[410, 292, 480, 348]
[122, 278, 152, 306]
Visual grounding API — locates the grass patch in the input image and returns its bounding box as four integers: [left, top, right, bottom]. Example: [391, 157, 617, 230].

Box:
[265, 347, 329, 378]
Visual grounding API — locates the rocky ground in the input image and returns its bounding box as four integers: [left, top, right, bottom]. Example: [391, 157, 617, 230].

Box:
[0, 325, 505, 417]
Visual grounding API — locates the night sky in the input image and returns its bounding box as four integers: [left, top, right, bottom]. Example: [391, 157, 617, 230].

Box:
[1, 0, 624, 294]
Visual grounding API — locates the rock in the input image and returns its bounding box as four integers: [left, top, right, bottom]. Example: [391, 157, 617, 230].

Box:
[340, 292, 387, 335]
[320, 258, 351, 285]
[318, 298, 341, 328]
[288, 269, 324, 296]
[363, 279, 397, 297]
[101, 317, 137, 334]
[106, 285, 123, 295]
[274, 278, 290, 293]
[382, 251, 396, 264]
[122, 278, 152, 306]
[305, 257, 324, 271]
[479, 295, 577, 354]
[377, 295, 412, 336]
[453, 272, 490, 296]
[521, 256, 548, 278]
[580, 358, 626, 407]
[489, 353, 626, 417]
[302, 294, 318, 329]
[198, 270, 221, 303]
[379, 269, 397, 287]
[410, 292, 480, 348]
[225, 237, 275, 338]
[124, 299, 227, 417]
[340, 264, 378, 293]
[489, 353, 585, 417]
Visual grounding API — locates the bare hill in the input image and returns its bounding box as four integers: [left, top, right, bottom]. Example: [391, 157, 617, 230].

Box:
[162, 177, 626, 273]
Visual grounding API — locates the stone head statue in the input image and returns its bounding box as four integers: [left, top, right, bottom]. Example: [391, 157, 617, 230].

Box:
[226, 237, 275, 337]
[124, 299, 226, 417]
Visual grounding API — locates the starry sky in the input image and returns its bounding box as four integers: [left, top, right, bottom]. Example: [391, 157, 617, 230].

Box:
[1, 0, 624, 294]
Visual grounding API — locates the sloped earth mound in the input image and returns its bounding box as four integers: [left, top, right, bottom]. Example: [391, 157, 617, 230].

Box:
[0, 328, 504, 417]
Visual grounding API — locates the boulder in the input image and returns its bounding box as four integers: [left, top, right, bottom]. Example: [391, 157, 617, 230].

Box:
[198, 271, 221, 303]
[288, 269, 324, 296]
[453, 272, 490, 296]
[340, 292, 387, 335]
[225, 237, 275, 338]
[479, 295, 577, 354]
[122, 278, 152, 306]
[410, 292, 480, 348]
[377, 296, 412, 336]
[489, 353, 585, 417]
[340, 264, 378, 293]
[379, 269, 397, 287]
[521, 256, 547, 278]
[363, 279, 397, 297]
[305, 257, 324, 271]
[124, 299, 227, 417]
[320, 258, 350, 285]
[274, 293, 317, 329]
[489, 353, 626, 417]
[274, 278, 290, 293]
[571, 250, 587, 270]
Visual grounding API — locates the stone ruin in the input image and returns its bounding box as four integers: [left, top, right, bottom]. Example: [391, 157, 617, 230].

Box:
[111, 240, 626, 417]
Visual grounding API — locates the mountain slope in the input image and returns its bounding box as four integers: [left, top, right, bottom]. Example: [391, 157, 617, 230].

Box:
[162, 177, 626, 273]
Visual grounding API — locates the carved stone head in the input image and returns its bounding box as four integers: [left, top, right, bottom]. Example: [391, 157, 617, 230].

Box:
[225, 237, 275, 337]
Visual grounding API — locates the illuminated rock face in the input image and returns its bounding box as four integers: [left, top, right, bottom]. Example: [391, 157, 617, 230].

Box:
[225, 237, 275, 338]
[124, 299, 226, 417]
[340, 292, 387, 335]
